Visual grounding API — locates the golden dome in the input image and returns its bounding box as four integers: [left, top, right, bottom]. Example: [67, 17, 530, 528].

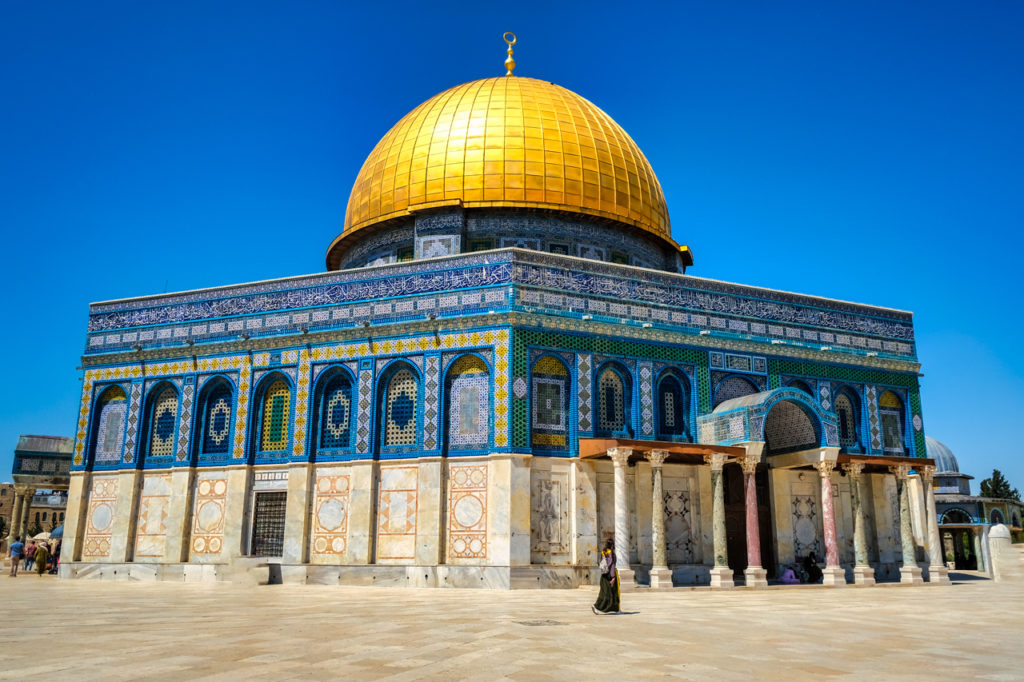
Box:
[338, 76, 672, 246]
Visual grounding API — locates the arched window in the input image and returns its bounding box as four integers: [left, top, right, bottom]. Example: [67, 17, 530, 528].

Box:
[595, 365, 631, 436]
[145, 385, 179, 462]
[788, 379, 813, 396]
[384, 368, 418, 447]
[834, 392, 859, 449]
[941, 508, 972, 524]
[765, 400, 819, 455]
[258, 379, 292, 454]
[879, 390, 904, 454]
[531, 355, 570, 450]
[90, 385, 128, 466]
[318, 372, 354, 451]
[713, 375, 758, 408]
[445, 355, 490, 451]
[991, 509, 1005, 525]
[198, 381, 234, 459]
[656, 372, 689, 440]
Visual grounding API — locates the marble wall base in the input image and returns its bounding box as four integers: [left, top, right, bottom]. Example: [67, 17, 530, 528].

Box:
[899, 565, 924, 585]
[60, 561, 598, 589]
[743, 567, 768, 589]
[821, 566, 847, 587]
[648, 567, 673, 590]
[852, 565, 876, 586]
[708, 566, 734, 589]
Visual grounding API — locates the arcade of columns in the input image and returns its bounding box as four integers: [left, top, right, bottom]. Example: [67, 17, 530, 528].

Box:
[603, 446, 952, 588]
[7, 486, 38, 544]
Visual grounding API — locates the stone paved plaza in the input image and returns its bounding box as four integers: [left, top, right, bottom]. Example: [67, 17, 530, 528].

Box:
[0, 573, 1021, 680]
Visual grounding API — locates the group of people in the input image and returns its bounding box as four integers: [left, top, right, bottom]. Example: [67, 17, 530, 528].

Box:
[7, 536, 61, 577]
[779, 551, 824, 584]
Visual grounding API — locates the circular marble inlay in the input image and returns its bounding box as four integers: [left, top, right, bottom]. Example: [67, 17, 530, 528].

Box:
[198, 480, 211, 496]
[331, 537, 346, 553]
[452, 538, 466, 554]
[196, 500, 222, 532]
[469, 538, 483, 554]
[208, 537, 222, 553]
[470, 468, 485, 486]
[317, 499, 346, 532]
[318, 477, 332, 493]
[314, 537, 328, 553]
[453, 494, 483, 529]
[453, 468, 468, 486]
[193, 537, 206, 552]
[91, 503, 112, 532]
[213, 480, 227, 495]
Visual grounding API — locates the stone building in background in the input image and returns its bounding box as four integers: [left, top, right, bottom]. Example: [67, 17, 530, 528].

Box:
[61, 53, 950, 589]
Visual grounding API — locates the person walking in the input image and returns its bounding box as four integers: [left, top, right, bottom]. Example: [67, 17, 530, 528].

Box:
[23, 541, 36, 571]
[34, 543, 49, 576]
[9, 537, 24, 577]
[49, 540, 62, 575]
[592, 539, 620, 614]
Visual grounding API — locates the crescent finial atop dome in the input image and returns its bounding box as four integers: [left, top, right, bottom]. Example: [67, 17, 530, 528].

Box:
[503, 32, 517, 76]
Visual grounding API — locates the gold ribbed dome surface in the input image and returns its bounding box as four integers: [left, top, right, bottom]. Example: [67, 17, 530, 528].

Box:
[343, 76, 671, 240]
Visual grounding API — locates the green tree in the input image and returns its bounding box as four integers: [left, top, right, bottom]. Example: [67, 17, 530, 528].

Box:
[47, 516, 59, 532]
[27, 521, 43, 538]
[980, 469, 1021, 501]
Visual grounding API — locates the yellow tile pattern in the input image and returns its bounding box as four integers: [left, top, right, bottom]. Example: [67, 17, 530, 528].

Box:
[343, 77, 670, 240]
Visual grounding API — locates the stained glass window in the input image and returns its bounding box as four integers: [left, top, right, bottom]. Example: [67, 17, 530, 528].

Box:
[658, 374, 687, 438]
[447, 356, 489, 450]
[531, 355, 569, 449]
[319, 373, 353, 450]
[834, 393, 858, 448]
[597, 368, 626, 433]
[879, 391, 904, 454]
[260, 380, 291, 452]
[92, 386, 127, 464]
[201, 384, 233, 456]
[385, 369, 418, 446]
[147, 387, 178, 460]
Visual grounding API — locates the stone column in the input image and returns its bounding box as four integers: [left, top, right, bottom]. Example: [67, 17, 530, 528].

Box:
[842, 462, 875, 586]
[18, 488, 36, 540]
[8, 487, 26, 546]
[891, 465, 923, 584]
[645, 450, 671, 589]
[706, 452, 733, 589]
[741, 450, 768, 588]
[814, 458, 847, 586]
[609, 448, 635, 590]
[919, 465, 950, 585]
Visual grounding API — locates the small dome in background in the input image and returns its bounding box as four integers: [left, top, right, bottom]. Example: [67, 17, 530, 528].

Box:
[926, 436, 959, 474]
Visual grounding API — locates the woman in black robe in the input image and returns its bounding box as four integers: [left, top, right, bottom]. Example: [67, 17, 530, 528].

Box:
[592, 540, 620, 614]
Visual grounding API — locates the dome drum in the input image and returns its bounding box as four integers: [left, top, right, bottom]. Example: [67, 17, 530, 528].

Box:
[328, 205, 684, 271]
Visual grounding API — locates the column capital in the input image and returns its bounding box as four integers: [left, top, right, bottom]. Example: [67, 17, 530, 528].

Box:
[608, 448, 632, 467]
[918, 465, 936, 484]
[889, 464, 911, 480]
[813, 459, 835, 477]
[740, 452, 761, 475]
[645, 450, 668, 468]
[13, 485, 32, 496]
[842, 462, 865, 477]
[704, 452, 729, 471]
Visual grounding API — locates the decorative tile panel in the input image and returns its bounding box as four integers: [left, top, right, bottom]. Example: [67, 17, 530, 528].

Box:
[577, 353, 592, 433]
[311, 474, 350, 555]
[423, 355, 440, 450]
[191, 477, 228, 555]
[448, 464, 487, 559]
[639, 361, 654, 436]
[134, 474, 172, 558]
[291, 349, 311, 458]
[82, 476, 118, 558]
[376, 466, 418, 560]
[122, 382, 143, 465]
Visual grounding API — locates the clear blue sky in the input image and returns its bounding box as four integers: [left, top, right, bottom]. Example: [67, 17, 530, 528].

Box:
[1, 2, 1021, 489]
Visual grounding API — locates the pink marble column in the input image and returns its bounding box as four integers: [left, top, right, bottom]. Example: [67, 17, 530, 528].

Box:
[741, 450, 767, 588]
[814, 458, 846, 586]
